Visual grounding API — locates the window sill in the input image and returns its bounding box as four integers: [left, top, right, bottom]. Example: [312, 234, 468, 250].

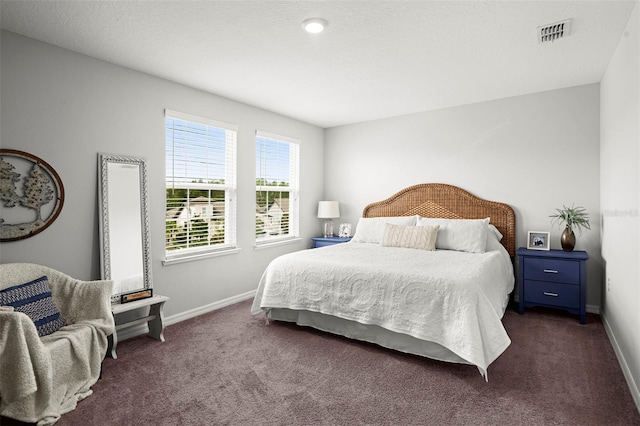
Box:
[162, 247, 241, 266]
[254, 237, 302, 250]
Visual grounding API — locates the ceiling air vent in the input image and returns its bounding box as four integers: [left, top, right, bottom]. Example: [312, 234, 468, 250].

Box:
[538, 19, 571, 44]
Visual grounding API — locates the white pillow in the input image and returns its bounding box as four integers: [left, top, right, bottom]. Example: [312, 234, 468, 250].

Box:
[486, 231, 507, 253]
[485, 224, 504, 251]
[416, 217, 490, 253]
[351, 216, 417, 244]
[488, 224, 503, 241]
[380, 224, 439, 251]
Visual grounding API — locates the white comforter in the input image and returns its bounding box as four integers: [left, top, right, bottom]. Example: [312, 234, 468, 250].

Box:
[251, 241, 514, 378]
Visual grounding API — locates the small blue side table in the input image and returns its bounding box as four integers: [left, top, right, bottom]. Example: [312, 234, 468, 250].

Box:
[517, 247, 588, 324]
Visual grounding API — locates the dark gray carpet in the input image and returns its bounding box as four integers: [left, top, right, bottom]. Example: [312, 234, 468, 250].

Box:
[54, 300, 639, 425]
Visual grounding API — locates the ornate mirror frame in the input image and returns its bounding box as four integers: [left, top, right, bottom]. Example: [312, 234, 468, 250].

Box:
[98, 153, 152, 303]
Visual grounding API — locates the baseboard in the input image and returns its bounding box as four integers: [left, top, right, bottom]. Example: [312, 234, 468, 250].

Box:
[586, 304, 600, 314]
[164, 290, 256, 325]
[601, 311, 640, 413]
[115, 290, 256, 342]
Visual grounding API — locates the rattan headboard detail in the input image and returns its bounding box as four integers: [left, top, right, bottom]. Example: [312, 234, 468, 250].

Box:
[362, 183, 516, 256]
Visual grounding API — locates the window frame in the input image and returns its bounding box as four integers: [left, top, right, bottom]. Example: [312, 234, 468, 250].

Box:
[164, 109, 238, 264]
[255, 130, 300, 247]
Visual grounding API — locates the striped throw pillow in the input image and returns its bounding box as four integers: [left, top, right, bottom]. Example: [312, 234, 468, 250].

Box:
[0, 276, 65, 337]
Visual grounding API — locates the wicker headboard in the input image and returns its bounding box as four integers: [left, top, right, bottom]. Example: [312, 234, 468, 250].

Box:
[362, 183, 516, 256]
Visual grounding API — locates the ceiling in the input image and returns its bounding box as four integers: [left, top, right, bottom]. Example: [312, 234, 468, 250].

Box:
[1, 1, 636, 128]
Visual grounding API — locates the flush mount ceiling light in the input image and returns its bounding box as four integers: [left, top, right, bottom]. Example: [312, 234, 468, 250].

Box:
[302, 18, 328, 34]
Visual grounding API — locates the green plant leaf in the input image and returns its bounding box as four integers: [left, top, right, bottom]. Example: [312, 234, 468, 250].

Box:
[549, 203, 591, 235]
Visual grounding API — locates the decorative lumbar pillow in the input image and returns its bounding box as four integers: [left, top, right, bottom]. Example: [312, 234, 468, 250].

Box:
[351, 216, 417, 244]
[417, 217, 490, 253]
[380, 223, 439, 250]
[0, 275, 65, 337]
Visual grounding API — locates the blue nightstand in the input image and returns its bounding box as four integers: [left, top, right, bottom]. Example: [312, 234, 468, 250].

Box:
[311, 236, 352, 248]
[517, 247, 589, 324]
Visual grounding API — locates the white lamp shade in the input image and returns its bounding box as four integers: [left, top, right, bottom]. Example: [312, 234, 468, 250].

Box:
[317, 201, 340, 219]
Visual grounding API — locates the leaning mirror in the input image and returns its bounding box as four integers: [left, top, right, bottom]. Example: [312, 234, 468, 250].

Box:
[98, 153, 152, 303]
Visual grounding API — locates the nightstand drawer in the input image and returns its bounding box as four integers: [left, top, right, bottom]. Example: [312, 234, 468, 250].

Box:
[523, 257, 579, 285]
[523, 280, 579, 309]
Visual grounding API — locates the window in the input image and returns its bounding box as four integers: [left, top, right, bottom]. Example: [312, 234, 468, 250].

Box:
[165, 110, 237, 261]
[255, 131, 300, 244]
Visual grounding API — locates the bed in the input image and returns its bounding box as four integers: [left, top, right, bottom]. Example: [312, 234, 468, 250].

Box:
[251, 183, 516, 379]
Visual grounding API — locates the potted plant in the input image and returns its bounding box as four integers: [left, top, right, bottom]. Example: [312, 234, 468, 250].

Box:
[549, 204, 591, 251]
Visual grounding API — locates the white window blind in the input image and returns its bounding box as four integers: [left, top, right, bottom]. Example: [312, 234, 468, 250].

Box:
[255, 130, 300, 244]
[165, 110, 237, 260]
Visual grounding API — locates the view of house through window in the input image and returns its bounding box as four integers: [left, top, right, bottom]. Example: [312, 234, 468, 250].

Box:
[165, 110, 237, 259]
[255, 131, 300, 244]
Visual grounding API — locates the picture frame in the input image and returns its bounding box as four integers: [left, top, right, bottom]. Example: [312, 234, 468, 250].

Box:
[121, 288, 153, 304]
[527, 231, 550, 250]
[338, 222, 352, 238]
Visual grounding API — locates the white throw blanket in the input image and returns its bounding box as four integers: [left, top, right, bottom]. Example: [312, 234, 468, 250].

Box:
[0, 264, 114, 425]
[252, 242, 514, 378]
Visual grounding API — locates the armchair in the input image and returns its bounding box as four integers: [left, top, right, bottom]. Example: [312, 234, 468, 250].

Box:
[0, 263, 114, 425]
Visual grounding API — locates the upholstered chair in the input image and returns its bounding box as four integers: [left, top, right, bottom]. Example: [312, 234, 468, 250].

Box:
[0, 263, 114, 425]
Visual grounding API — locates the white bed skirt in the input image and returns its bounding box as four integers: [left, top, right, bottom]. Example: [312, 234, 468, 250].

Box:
[267, 307, 470, 366]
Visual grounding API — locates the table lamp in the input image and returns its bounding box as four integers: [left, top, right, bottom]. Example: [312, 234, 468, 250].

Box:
[317, 201, 340, 238]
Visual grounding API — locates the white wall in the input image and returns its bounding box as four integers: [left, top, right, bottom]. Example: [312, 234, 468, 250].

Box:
[600, 2, 640, 408]
[0, 31, 324, 317]
[325, 84, 602, 309]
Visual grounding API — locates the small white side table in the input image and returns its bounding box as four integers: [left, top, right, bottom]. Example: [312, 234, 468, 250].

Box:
[107, 295, 169, 359]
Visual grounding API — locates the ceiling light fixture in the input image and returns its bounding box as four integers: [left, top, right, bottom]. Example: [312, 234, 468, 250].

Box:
[302, 18, 328, 34]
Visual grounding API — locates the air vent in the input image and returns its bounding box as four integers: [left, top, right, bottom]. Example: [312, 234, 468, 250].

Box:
[538, 19, 571, 44]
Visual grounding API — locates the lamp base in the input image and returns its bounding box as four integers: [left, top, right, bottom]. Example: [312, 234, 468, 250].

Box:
[323, 220, 334, 238]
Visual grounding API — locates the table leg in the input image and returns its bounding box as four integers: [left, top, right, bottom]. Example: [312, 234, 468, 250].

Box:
[107, 331, 118, 359]
[148, 300, 166, 342]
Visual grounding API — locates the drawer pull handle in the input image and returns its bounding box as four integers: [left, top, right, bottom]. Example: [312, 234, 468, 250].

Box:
[543, 269, 559, 274]
[543, 292, 559, 297]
